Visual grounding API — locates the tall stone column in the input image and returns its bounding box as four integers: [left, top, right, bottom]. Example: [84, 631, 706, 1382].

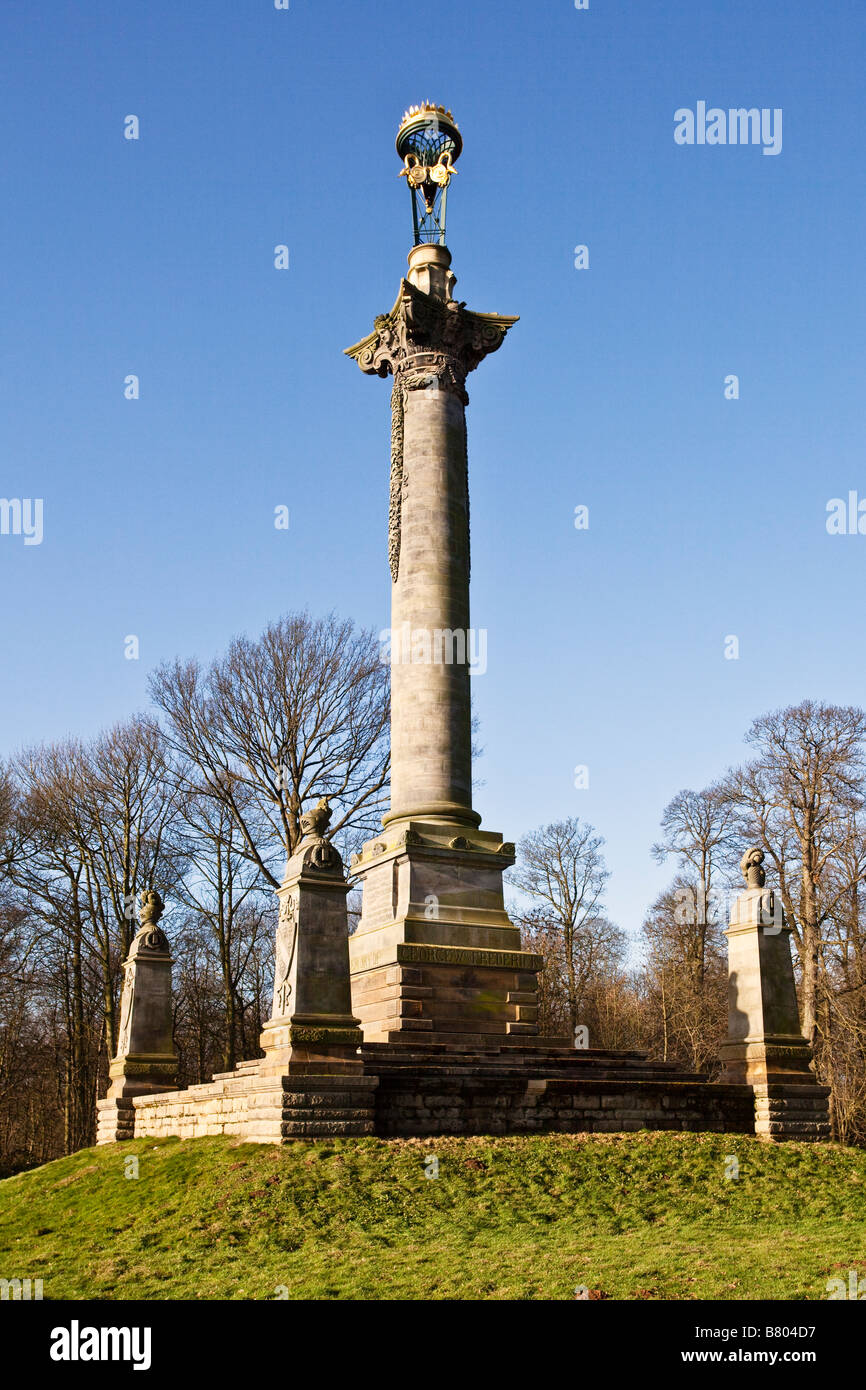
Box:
[345, 244, 543, 1044]
[719, 848, 830, 1141]
[96, 891, 178, 1144]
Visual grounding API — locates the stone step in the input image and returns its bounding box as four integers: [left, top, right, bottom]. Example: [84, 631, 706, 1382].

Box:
[211, 1061, 262, 1081]
[278, 1120, 376, 1137]
[365, 1059, 708, 1084]
[361, 1040, 650, 1060]
[279, 1107, 376, 1123]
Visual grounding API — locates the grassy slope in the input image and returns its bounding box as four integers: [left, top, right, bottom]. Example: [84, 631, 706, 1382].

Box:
[1, 1132, 865, 1301]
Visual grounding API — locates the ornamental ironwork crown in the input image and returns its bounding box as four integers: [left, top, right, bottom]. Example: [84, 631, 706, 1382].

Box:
[396, 103, 462, 246]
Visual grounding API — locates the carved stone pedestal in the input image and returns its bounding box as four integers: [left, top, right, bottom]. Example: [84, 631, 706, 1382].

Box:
[255, 802, 377, 1135]
[96, 892, 179, 1145]
[349, 820, 541, 1041]
[719, 850, 830, 1141]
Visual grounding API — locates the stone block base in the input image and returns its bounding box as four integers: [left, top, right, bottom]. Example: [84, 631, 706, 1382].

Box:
[95, 1056, 378, 1144]
[96, 1040, 831, 1146]
[753, 1084, 832, 1142]
[351, 944, 541, 1040]
[96, 1097, 137, 1144]
[133, 1067, 377, 1143]
[362, 1041, 756, 1136]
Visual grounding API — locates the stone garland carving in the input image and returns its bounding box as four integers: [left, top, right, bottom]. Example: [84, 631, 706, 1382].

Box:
[273, 894, 297, 1016]
[115, 963, 135, 1056]
[115, 1060, 176, 1077]
[133, 927, 170, 953]
[289, 1025, 361, 1045]
[389, 381, 404, 581]
[463, 408, 470, 582]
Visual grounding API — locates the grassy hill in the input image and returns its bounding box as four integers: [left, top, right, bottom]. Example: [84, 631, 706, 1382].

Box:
[1, 1131, 865, 1300]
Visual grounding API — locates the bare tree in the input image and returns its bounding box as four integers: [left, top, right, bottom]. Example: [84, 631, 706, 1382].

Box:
[11, 717, 184, 1061]
[150, 612, 390, 887]
[652, 785, 736, 990]
[516, 903, 627, 1043]
[719, 700, 866, 1044]
[174, 785, 271, 1070]
[641, 876, 727, 1072]
[511, 818, 615, 1036]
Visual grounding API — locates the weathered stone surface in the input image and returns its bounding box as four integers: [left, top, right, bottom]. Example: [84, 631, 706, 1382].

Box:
[97, 892, 179, 1143]
[258, 806, 365, 1082]
[350, 823, 542, 1039]
[719, 849, 831, 1141]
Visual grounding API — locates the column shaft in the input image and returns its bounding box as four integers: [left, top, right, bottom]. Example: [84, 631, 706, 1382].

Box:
[388, 386, 473, 825]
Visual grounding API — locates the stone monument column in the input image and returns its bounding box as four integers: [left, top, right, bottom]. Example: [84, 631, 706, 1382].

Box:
[719, 848, 830, 1141]
[96, 890, 179, 1144]
[344, 105, 542, 1043]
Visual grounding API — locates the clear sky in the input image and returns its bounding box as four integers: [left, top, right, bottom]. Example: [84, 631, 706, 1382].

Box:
[2, 0, 864, 946]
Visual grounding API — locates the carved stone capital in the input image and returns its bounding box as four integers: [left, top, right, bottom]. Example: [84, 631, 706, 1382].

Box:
[345, 279, 517, 400]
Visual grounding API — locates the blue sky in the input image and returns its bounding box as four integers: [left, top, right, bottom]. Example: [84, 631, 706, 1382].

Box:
[2, 0, 864, 944]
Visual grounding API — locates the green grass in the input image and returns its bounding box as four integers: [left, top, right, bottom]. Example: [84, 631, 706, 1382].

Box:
[1, 1132, 864, 1300]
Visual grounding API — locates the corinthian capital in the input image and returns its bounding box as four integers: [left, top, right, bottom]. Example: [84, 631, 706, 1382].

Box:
[345, 279, 517, 401]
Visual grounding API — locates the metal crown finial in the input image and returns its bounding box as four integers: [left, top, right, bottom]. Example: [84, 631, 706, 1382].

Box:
[396, 104, 462, 247]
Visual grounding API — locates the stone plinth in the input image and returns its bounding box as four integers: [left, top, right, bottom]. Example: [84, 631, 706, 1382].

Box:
[97, 897, 179, 1145]
[719, 853, 830, 1141]
[349, 820, 541, 1040]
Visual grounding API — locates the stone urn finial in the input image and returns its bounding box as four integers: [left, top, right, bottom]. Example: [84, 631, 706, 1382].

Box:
[300, 796, 332, 843]
[140, 888, 164, 926]
[740, 847, 766, 890]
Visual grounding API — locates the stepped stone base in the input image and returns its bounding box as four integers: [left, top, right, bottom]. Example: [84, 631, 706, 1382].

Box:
[95, 1037, 787, 1143]
[753, 1084, 832, 1142]
[364, 1039, 756, 1135]
[98, 1060, 378, 1143]
[96, 1097, 137, 1145]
